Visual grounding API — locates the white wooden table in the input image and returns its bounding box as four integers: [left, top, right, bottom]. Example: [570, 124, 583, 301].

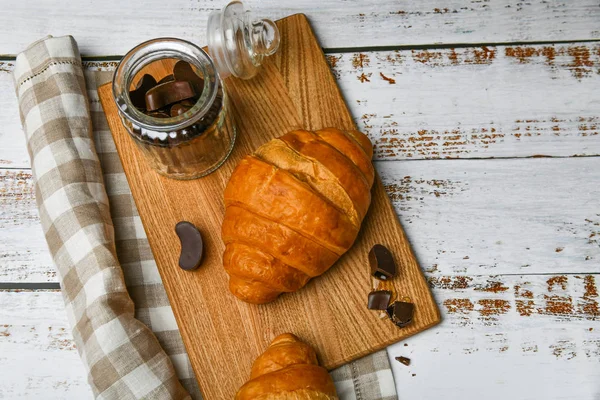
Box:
[1, 1, 599, 399]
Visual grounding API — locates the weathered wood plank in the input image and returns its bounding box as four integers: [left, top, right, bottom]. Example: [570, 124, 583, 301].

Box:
[2, 273, 598, 399]
[0, 61, 29, 168]
[2, 157, 598, 282]
[378, 157, 600, 277]
[0, 169, 54, 282]
[0, 0, 599, 55]
[2, 43, 600, 168]
[389, 273, 600, 400]
[0, 290, 92, 399]
[334, 43, 600, 160]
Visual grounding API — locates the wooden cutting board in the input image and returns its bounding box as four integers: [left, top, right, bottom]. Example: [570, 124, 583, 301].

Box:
[99, 14, 440, 399]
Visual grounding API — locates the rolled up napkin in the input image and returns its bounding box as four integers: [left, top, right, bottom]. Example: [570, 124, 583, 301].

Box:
[14, 35, 398, 400]
[14, 35, 192, 400]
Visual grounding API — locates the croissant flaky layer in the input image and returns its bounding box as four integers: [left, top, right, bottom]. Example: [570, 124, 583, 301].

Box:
[235, 334, 338, 400]
[222, 128, 374, 304]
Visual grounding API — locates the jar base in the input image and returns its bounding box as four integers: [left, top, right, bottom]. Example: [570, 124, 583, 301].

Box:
[152, 125, 237, 180]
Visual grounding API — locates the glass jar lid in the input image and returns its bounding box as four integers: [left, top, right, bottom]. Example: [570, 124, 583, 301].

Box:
[207, 1, 280, 80]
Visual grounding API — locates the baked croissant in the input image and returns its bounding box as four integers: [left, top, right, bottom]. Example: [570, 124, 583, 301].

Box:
[235, 333, 338, 400]
[222, 128, 375, 304]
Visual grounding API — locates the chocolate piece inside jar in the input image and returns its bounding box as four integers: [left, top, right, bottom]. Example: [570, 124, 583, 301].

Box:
[157, 74, 175, 84]
[128, 61, 202, 117]
[386, 301, 414, 328]
[148, 110, 170, 119]
[369, 244, 396, 281]
[129, 74, 157, 110]
[127, 60, 224, 147]
[175, 221, 204, 270]
[173, 60, 205, 93]
[170, 102, 193, 117]
[367, 290, 392, 310]
[145, 80, 196, 111]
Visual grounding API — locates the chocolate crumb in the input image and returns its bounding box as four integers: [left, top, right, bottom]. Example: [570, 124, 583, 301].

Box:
[395, 356, 411, 366]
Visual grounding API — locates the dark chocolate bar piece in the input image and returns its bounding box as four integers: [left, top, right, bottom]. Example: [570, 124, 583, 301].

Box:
[145, 80, 196, 111]
[170, 103, 192, 117]
[129, 74, 157, 109]
[386, 301, 414, 328]
[157, 74, 175, 84]
[367, 290, 392, 310]
[369, 244, 396, 281]
[173, 60, 205, 94]
[175, 221, 204, 271]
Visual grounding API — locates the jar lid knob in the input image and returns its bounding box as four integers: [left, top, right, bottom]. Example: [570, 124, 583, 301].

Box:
[207, 1, 280, 80]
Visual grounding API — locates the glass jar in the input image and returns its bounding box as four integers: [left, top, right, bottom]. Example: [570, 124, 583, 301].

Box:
[111, 1, 280, 179]
[112, 38, 236, 179]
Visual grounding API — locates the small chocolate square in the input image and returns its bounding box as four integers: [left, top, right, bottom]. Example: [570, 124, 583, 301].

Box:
[369, 244, 396, 281]
[386, 301, 414, 328]
[367, 290, 392, 310]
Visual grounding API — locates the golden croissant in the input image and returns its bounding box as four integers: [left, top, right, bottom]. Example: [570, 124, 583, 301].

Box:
[235, 333, 338, 400]
[222, 128, 375, 304]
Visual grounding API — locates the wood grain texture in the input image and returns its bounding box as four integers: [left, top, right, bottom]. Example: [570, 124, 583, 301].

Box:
[0, 290, 92, 399]
[99, 14, 439, 399]
[2, 157, 599, 282]
[4, 41, 600, 168]
[1, 0, 600, 55]
[2, 274, 598, 399]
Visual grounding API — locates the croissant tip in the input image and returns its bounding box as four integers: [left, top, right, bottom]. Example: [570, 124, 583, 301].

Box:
[271, 333, 301, 345]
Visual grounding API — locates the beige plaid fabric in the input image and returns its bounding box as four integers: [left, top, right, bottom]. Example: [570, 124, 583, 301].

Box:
[14, 35, 397, 400]
[14, 35, 193, 400]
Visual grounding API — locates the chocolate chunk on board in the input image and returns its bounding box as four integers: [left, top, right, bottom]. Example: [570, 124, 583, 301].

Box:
[129, 74, 157, 110]
[175, 221, 204, 270]
[386, 301, 414, 328]
[368, 290, 392, 310]
[395, 356, 411, 366]
[173, 60, 205, 94]
[146, 80, 196, 111]
[369, 244, 396, 281]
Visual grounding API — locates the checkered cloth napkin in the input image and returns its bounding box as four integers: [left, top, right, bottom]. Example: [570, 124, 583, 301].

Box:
[14, 35, 397, 400]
